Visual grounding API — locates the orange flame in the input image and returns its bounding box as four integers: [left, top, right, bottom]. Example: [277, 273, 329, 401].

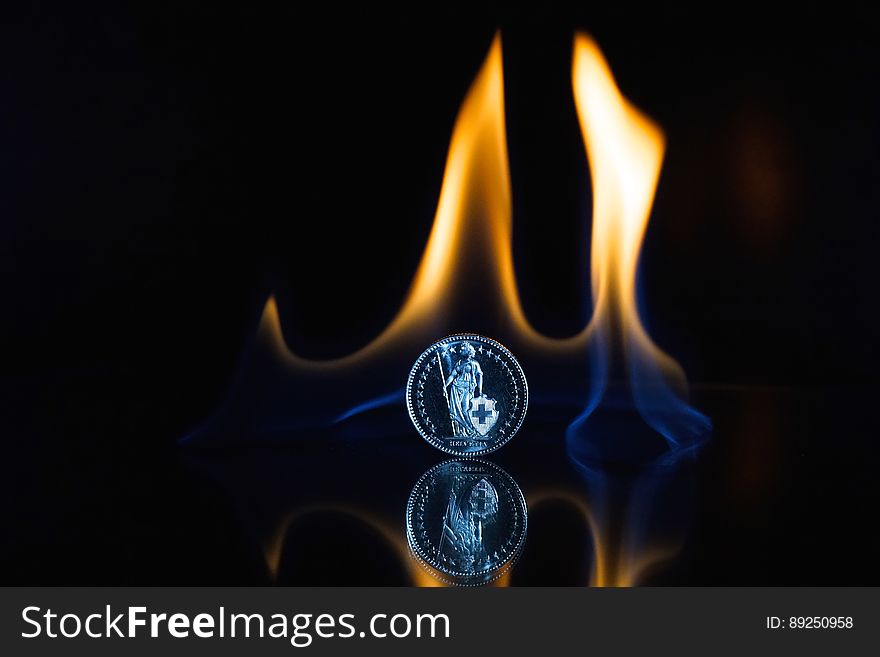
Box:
[572, 34, 691, 394]
[235, 32, 703, 586]
[262, 32, 694, 394]
[260, 33, 559, 369]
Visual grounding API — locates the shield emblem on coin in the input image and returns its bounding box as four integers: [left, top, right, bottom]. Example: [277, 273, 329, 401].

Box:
[468, 396, 498, 436]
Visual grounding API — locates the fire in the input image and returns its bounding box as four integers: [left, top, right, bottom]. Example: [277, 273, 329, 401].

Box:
[194, 31, 709, 586]
[571, 34, 709, 447]
[260, 32, 703, 437]
[260, 33, 553, 370]
[573, 34, 667, 358]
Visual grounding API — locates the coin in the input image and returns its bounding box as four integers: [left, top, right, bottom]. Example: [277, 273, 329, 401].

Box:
[406, 333, 528, 456]
[406, 458, 527, 586]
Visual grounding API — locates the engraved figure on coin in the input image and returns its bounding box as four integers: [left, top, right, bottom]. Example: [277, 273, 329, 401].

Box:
[406, 458, 527, 584]
[443, 342, 483, 437]
[406, 333, 527, 456]
[437, 476, 499, 572]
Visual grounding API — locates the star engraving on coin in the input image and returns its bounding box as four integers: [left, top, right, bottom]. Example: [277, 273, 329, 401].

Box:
[406, 334, 528, 455]
[406, 459, 527, 586]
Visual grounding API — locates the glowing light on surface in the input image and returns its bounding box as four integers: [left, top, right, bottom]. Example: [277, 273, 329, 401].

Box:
[266, 506, 509, 587]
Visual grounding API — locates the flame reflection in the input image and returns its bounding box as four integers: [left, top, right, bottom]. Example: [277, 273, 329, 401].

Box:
[526, 478, 685, 588]
[266, 505, 509, 587]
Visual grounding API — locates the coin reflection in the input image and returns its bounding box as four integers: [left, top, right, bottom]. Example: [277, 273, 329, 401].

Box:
[406, 459, 527, 586]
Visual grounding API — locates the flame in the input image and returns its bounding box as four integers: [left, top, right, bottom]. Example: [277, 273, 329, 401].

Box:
[402, 33, 519, 333]
[570, 34, 709, 447]
[198, 32, 708, 586]
[573, 35, 685, 392]
[261, 32, 701, 422]
[261, 33, 558, 369]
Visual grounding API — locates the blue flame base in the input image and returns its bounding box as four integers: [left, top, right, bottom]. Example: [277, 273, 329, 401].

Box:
[566, 384, 712, 468]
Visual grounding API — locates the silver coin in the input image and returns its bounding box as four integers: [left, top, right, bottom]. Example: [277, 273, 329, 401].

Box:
[406, 333, 528, 456]
[406, 458, 527, 586]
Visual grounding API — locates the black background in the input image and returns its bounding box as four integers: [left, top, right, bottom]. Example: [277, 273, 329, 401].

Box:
[1, 3, 878, 583]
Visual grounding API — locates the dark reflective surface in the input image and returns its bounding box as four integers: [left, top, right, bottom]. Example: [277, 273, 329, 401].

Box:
[2, 381, 879, 584]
